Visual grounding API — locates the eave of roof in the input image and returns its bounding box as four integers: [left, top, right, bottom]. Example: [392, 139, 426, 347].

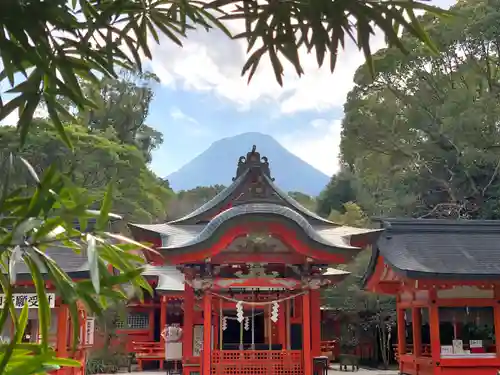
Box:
[363, 218, 500, 284]
[153, 204, 382, 263]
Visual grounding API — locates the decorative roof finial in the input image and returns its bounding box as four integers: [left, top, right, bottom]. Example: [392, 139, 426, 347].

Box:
[233, 146, 273, 181]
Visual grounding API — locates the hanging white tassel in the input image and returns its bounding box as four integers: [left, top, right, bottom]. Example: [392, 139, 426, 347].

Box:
[236, 300, 244, 323]
[270, 301, 279, 323]
[222, 316, 228, 331]
[244, 317, 250, 331]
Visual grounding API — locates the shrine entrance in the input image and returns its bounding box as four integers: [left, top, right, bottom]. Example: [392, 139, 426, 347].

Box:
[129, 146, 382, 375]
[222, 310, 265, 349]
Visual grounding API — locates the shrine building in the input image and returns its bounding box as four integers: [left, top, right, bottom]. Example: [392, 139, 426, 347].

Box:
[128, 146, 382, 375]
[0, 219, 111, 375]
[363, 218, 500, 375]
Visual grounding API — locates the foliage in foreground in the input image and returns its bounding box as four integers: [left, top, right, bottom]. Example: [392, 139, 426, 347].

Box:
[0, 156, 153, 375]
[0, 122, 173, 223]
[0, 0, 450, 145]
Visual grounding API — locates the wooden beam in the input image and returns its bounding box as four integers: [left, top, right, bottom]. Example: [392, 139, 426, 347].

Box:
[202, 292, 212, 375]
[302, 292, 312, 375]
[56, 305, 69, 357]
[183, 285, 194, 359]
[428, 292, 440, 362]
[411, 307, 421, 357]
[310, 290, 321, 357]
[396, 306, 406, 361]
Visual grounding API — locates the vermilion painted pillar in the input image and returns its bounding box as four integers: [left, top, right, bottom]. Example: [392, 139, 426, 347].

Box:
[213, 297, 219, 350]
[310, 290, 321, 357]
[57, 305, 69, 358]
[495, 288, 500, 358]
[160, 296, 167, 370]
[202, 292, 212, 375]
[302, 292, 312, 375]
[397, 306, 406, 359]
[412, 307, 422, 357]
[429, 301, 441, 362]
[183, 285, 194, 359]
[279, 301, 286, 349]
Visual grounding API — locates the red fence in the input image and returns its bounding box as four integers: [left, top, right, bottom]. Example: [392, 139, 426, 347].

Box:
[132, 341, 165, 370]
[211, 350, 302, 375]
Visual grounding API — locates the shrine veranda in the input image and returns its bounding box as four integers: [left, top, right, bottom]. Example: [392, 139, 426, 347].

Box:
[4, 146, 500, 375]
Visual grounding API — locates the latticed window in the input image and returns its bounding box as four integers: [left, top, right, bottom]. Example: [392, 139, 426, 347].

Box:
[115, 313, 149, 330]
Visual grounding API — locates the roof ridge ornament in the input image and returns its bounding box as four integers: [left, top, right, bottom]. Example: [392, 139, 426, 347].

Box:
[233, 145, 274, 181]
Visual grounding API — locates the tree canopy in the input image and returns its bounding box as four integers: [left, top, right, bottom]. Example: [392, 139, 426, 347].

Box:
[0, 0, 449, 144]
[0, 122, 173, 223]
[339, 0, 500, 219]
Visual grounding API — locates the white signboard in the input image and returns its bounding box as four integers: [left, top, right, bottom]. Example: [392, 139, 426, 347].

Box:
[85, 317, 95, 345]
[0, 293, 56, 309]
[470, 340, 483, 348]
[193, 325, 214, 357]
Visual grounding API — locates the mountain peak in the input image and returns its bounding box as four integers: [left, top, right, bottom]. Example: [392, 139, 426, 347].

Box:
[167, 133, 329, 196]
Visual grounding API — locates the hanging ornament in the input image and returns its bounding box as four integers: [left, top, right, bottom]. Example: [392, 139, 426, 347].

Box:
[244, 317, 250, 331]
[222, 316, 228, 331]
[236, 300, 244, 323]
[270, 301, 279, 323]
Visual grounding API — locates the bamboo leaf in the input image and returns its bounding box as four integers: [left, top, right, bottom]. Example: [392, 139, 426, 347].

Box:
[96, 182, 113, 231]
[87, 233, 100, 294]
[24, 256, 50, 352]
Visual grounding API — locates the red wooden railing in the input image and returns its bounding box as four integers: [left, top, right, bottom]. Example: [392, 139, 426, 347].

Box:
[393, 344, 497, 362]
[132, 341, 164, 371]
[211, 350, 302, 375]
[320, 340, 339, 360]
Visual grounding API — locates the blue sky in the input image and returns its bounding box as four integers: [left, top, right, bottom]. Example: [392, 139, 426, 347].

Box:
[145, 0, 456, 178]
[0, 0, 456, 178]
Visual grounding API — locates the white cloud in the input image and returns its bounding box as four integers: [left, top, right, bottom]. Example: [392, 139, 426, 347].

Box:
[170, 107, 199, 124]
[149, 22, 385, 114]
[169, 107, 211, 137]
[0, 109, 19, 126]
[278, 119, 343, 176]
[148, 0, 456, 115]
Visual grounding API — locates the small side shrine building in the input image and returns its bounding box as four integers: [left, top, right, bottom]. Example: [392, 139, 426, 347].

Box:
[363, 218, 500, 375]
[129, 146, 382, 375]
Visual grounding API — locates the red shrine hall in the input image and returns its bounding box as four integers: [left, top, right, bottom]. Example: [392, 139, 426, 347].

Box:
[128, 146, 382, 375]
[363, 219, 500, 375]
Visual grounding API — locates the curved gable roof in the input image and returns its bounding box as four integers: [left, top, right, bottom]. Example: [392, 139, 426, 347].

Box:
[164, 146, 334, 226]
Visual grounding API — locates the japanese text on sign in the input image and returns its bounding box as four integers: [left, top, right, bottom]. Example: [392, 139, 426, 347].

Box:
[0, 293, 56, 309]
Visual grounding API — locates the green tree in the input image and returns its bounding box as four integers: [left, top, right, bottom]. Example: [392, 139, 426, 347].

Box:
[323, 202, 395, 368]
[167, 185, 226, 219]
[316, 170, 359, 218]
[75, 71, 163, 163]
[340, 0, 500, 219]
[0, 123, 173, 223]
[0, 0, 449, 144]
[288, 191, 317, 212]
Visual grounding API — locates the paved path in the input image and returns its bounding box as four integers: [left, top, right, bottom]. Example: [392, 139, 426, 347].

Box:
[329, 369, 398, 375]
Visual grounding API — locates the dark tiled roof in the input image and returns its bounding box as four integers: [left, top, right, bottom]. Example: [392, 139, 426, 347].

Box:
[160, 203, 357, 250]
[10, 245, 91, 279]
[141, 203, 380, 254]
[374, 218, 500, 280]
